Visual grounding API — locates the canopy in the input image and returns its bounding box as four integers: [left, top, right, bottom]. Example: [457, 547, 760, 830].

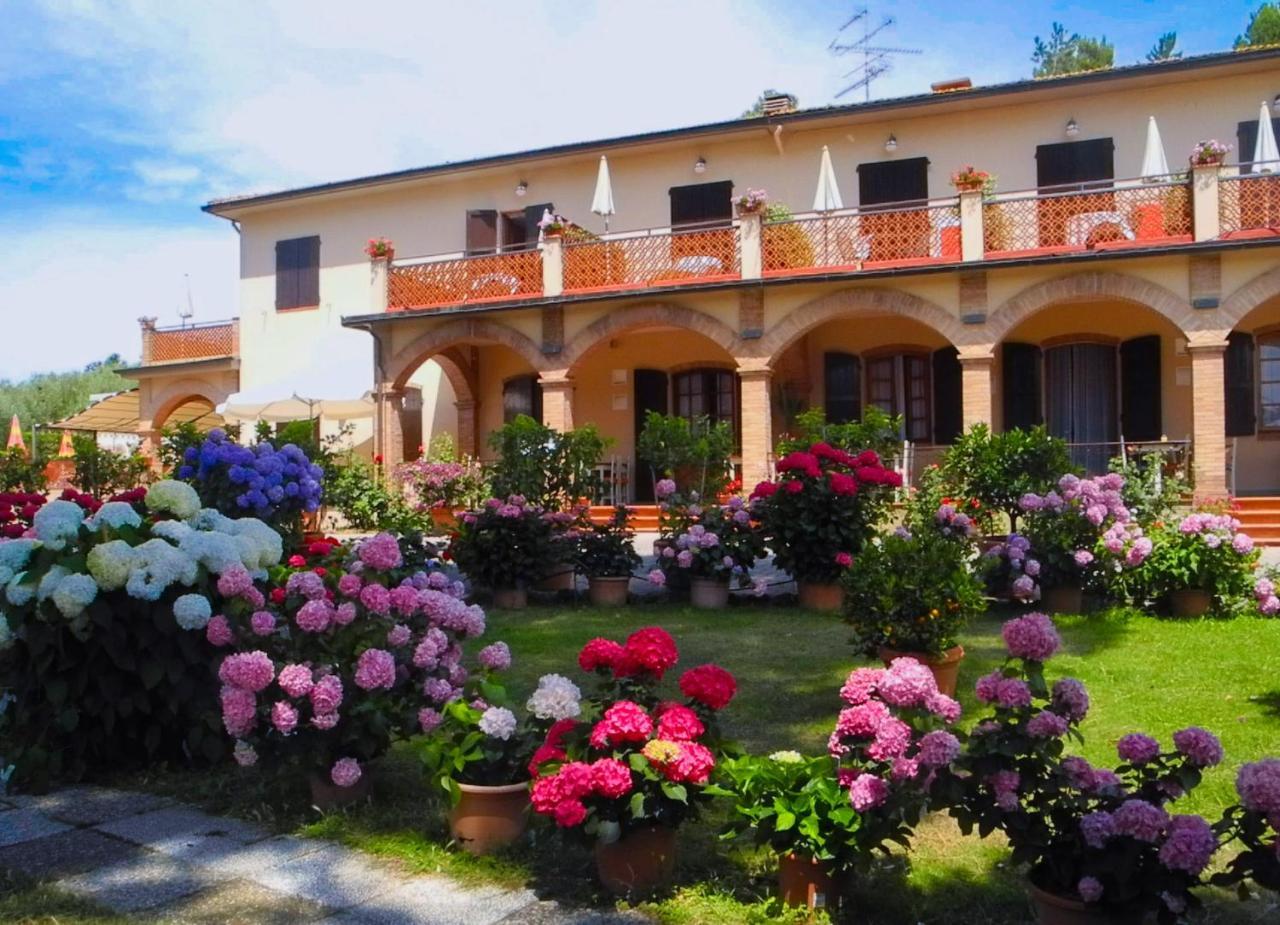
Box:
[53, 390, 223, 433]
[1139, 116, 1169, 180]
[220, 325, 374, 423]
[1254, 100, 1279, 172]
[6, 414, 24, 452]
[812, 145, 844, 212]
[591, 155, 616, 229]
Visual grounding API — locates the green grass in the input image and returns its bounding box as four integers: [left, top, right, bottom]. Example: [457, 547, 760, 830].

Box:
[0, 870, 129, 924]
[109, 602, 1280, 924]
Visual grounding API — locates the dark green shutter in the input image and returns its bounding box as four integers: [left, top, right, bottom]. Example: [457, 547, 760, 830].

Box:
[669, 181, 733, 226]
[1002, 342, 1042, 431]
[1036, 139, 1115, 188]
[823, 352, 861, 424]
[1226, 331, 1256, 437]
[932, 346, 963, 444]
[1120, 335, 1162, 441]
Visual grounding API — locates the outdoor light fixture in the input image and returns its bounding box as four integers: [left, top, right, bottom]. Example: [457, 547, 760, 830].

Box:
[884, 134, 897, 152]
[1066, 117, 1079, 137]
[515, 181, 528, 197]
[694, 157, 707, 174]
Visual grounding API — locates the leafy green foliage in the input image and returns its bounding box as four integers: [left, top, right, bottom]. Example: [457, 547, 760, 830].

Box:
[0, 356, 134, 430]
[69, 434, 151, 497]
[487, 416, 609, 509]
[637, 412, 734, 499]
[940, 425, 1071, 531]
[576, 506, 641, 579]
[415, 682, 538, 801]
[327, 457, 422, 533]
[1236, 3, 1280, 48]
[449, 498, 557, 590]
[1108, 449, 1188, 525]
[1031, 22, 1114, 77]
[775, 407, 902, 461]
[1146, 31, 1180, 62]
[1139, 519, 1259, 615]
[0, 448, 47, 493]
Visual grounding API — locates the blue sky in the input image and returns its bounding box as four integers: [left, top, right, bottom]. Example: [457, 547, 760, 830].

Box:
[0, 0, 1269, 378]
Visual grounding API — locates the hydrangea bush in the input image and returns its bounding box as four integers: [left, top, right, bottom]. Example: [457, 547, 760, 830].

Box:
[652, 483, 765, 590]
[1140, 510, 1260, 615]
[1214, 759, 1280, 893]
[0, 480, 282, 788]
[449, 495, 558, 592]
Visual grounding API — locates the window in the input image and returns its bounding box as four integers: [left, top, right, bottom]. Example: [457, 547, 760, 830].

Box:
[669, 181, 734, 227]
[823, 352, 861, 424]
[275, 236, 320, 310]
[1035, 138, 1115, 189]
[857, 157, 929, 207]
[1258, 336, 1280, 430]
[502, 375, 543, 424]
[673, 368, 736, 427]
[1237, 119, 1280, 172]
[865, 353, 930, 441]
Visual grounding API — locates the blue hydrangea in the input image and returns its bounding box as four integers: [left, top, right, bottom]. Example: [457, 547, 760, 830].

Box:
[150, 520, 193, 544]
[5, 577, 34, 608]
[126, 539, 198, 601]
[37, 565, 70, 602]
[86, 501, 143, 532]
[32, 500, 85, 551]
[0, 614, 12, 649]
[0, 539, 38, 587]
[52, 573, 99, 618]
[180, 431, 324, 520]
[172, 593, 212, 630]
[86, 540, 139, 591]
[188, 508, 235, 533]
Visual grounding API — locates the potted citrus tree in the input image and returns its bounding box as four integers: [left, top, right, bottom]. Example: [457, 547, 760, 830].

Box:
[576, 505, 640, 607]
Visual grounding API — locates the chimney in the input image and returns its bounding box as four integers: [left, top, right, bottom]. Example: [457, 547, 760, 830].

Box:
[930, 77, 972, 93]
[761, 93, 798, 116]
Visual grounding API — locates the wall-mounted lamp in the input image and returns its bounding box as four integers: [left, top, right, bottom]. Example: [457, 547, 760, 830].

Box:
[515, 181, 528, 197]
[884, 134, 898, 152]
[694, 156, 707, 174]
[1065, 118, 1079, 138]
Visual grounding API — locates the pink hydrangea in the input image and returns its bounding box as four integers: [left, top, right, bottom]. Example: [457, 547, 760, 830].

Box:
[655, 703, 705, 742]
[330, 757, 362, 788]
[1027, 710, 1069, 738]
[868, 716, 912, 760]
[359, 583, 392, 615]
[386, 624, 412, 647]
[588, 700, 653, 748]
[974, 670, 1004, 703]
[891, 757, 920, 780]
[310, 674, 344, 714]
[478, 642, 512, 671]
[250, 610, 276, 636]
[277, 663, 314, 698]
[839, 668, 884, 705]
[357, 533, 403, 571]
[216, 566, 254, 598]
[334, 602, 357, 626]
[1001, 612, 1061, 661]
[1113, 799, 1169, 843]
[206, 615, 234, 647]
[995, 678, 1032, 709]
[848, 773, 889, 811]
[271, 700, 298, 735]
[835, 700, 890, 739]
[338, 573, 363, 598]
[218, 651, 275, 692]
[1236, 759, 1280, 816]
[926, 692, 962, 723]
[220, 685, 257, 737]
[233, 741, 257, 767]
[876, 658, 937, 709]
[1159, 814, 1216, 875]
[590, 757, 633, 799]
[1172, 727, 1223, 768]
[295, 599, 334, 633]
[1117, 732, 1161, 765]
[988, 770, 1020, 810]
[285, 570, 326, 600]
[648, 569, 666, 587]
[917, 730, 961, 767]
[354, 648, 396, 691]
[312, 711, 339, 730]
[418, 707, 443, 732]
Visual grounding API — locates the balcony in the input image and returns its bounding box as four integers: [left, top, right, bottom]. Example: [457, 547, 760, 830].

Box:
[381, 166, 1279, 314]
[138, 318, 239, 366]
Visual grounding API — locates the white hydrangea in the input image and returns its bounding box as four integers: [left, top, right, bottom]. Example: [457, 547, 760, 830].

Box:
[0, 539, 38, 587]
[150, 520, 193, 544]
[172, 593, 212, 630]
[5, 576, 34, 608]
[37, 565, 70, 602]
[32, 500, 85, 551]
[145, 480, 201, 520]
[526, 673, 582, 721]
[52, 573, 98, 618]
[86, 540, 139, 591]
[478, 706, 518, 741]
[85, 502, 142, 532]
[228, 518, 283, 569]
[188, 508, 235, 532]
[179, 530, 242, 575]
[0, 614, 12, 649]
[125, 539, 198, 601]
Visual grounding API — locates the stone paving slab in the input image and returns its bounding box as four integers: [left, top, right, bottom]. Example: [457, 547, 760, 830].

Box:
[0, 827, 143, 879]
[0, 806, 72, 847]
[244, 843, 399, 910]
[147, 878, 332, 924]
[320, 876, 538, 925]
[495, 903, 652, 924]
[198, 835, 330, 880]
[59, 853, 215, 913]
[30, 785, 173, 826]
[96, 806, 267, 847]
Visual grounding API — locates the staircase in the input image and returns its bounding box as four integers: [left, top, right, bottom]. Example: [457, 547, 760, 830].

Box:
[588, 504, 661, 532]
[1233, 497, 1280, 545]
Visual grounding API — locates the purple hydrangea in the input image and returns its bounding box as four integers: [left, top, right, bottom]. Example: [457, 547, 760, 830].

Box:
[1001, 612, 1061, 661]
[1158, 814, 1216, 875]
[1117, 732, 1161, 765]
[1113, 799, 1169, 843]
[1172, 727, 1223, 768]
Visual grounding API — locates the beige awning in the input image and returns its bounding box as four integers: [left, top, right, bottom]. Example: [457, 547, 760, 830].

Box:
[51, 390, 225, 433]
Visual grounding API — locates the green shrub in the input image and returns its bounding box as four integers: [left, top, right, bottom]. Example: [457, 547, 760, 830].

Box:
[776, 406, 902, 460]
[326, 457, 422, 533]
[487, 416, 609, 509]
[940, 425, 1072, 531]
[449, 495, 557, 591]
[70, 434, 151, 497]
[0, 448, 46, 493]
[637, 412, 734, 499]
[576, 505, 641, 578]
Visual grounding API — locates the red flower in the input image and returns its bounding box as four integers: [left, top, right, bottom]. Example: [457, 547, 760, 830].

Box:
[553, 799, 587, 827]
[784, 480, 804, 494]
[776, 451, 820, 479]
[588, 701, 653, 748]
[855, 450, 881, 467]
[835, 552, 853, 568]
[287, 554, 306, 568]
[528, 744, 566, 776]
[809, 442, 840, 460]
[679, 664, 737, 710]
[655, 703, 705, 741]
[373, 454, 384, 465]
[270, 588, 286, 605]
[751, 481, 778, 500]
[312, 566, 328, 578]
[663, 741, 716, 784]
[545, 718, 577, 749]
[578, 637, 626, 673]
[618, 626, 679, 679]
[590, 757, 634, 798]
[828, 472, 858, 496]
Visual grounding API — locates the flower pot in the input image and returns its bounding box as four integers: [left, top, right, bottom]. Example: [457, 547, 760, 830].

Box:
[954, 182, 985, 193]
[1041, 584, 1083, 615]
[1028, 883, 1124, 925]
[308, 770, 371, 811]
[448, 781, 529, 855]
[877, 645, 965, 697]
[689, 576, 729, 609]
[536, 568, 575, 592]
[429, 507, 457, 531]
[1169, 588, 1212, 618]
[777, 852, 838, 910]
[588, 576, 630, 607]
[492, 587, 528, 609]
[594, 825, 676, 895]
[798, 581, 843, 611]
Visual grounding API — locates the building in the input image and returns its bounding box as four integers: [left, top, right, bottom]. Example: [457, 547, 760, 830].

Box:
[137, 47, 1280, 503]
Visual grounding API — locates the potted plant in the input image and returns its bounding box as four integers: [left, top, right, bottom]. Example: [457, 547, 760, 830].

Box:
[950, 166, 991, 192]
[940, 425, 1071, 534]
[1189, 140, 1231, 168]
[637, 412, 735, 501]
[843, 525, 986, 696]
[653, 486, 766, 608]
[394, 456, 488, 531]
[364, 237, 394, 260]
[751, 443, 902, 611]
[733, 188, 768, 216]
[576, 505, 640, 607]
[1140, 509, 1259, 617]
[937, 613, 1223, 924]
[529, 627, 736, 895]
[450, 496, 556, 609]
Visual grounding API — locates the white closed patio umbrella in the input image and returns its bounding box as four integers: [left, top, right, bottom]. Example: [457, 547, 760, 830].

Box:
[812, 145, 844, 266]
[590, 155, 616, 232]
[1254, 100, 1279, 173]
[1139, 116, 1169, 181]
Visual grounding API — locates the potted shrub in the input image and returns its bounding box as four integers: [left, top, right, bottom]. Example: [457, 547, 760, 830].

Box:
[751, 443, 902, 610]
[394, 456, 488, 531]
[937, 613, 1223, 924]
[940, 425, 1071, 534]
[843, 525, 986, 696]
[653, 485, 766, 608]
[450, 496, 556, 609]
[1141, 510, 1259, 617]
[576, 505, 640, 607]
[1189, 140, 1231, 168]
[1214, 758, 1280, 895]
[529, 626, 736, 895]
[637, 412, 734, 500]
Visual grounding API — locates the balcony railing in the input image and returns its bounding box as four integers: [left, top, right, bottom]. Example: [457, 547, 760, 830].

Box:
[378, 165, 1276, 314]
[141, 319, 238, 365]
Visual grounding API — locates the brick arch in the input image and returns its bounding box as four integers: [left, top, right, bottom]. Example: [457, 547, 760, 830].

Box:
[385, 317, 546, 390]
[756, 287, 966, 364]
[559, 301, 742, 373]
[1218, 265, 1280, 331]
[987, 271, 1195, 341]
[145, 377, 234, 430]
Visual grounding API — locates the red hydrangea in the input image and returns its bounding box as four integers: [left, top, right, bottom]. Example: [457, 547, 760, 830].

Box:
[617, 626, 679, 679]
[678, 663, 737, 710]
[578, 637, 626, 673]
[588, 700, 653, 748]
[655, 703, 705, 741]
[663, 741, 716, 784]
[590, 757, 634, 798]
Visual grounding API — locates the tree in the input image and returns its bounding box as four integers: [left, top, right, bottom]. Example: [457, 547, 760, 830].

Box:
[0, 358, 135, 431]
[1031, 22, 1115, 77]
[1237, 3, 1280, 47]
[741, 89, 797, 118]
[1146, 31, 1181, 62]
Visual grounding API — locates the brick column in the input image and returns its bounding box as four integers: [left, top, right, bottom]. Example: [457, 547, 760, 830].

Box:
[454, 400, 478, 458]
[373, 384, 406, 468]
[958, 349, 995, 430]
[1189, 342, 1228, 497]
[539, 375, 574, 432]
[737, 363, 772, 492]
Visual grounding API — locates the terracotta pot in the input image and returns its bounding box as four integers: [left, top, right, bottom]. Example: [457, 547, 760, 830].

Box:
[448, 781, 529, 855]
[878, 645, 965, 697]
[689, 576, 729, 609]
[594, 826, 677, 895]
[588, 576, 630, 607]
[798, 581, 843, 611]
[428, 507, 457, 531]
[1169, 588, 1212, 618]
[536, 568, 575, 592]
[777, 852, 838, 910]
[1041, 584, 1083, 615]
[492, 587, 528, 609]
[308, 769, 372, 810]
[1028, 883, 1125, 925]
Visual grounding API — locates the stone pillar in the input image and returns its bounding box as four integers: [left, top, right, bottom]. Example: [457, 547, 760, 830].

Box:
[373, 384, 406, 468]
[454, 399, 478, 458]
[539, 375, 574, 432]
[737, 363, 772, 492]
[958, 348, 995, 430]
[541, 237, 564, 297]
[370, 256, 391, 312]
[1189, 341, 1228, 497]
[739, 212, 762, 280]
[1192, 165, 1221, 242]
[958, 190, 985, 261]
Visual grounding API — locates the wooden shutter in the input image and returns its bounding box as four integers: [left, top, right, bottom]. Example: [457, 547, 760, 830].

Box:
[275, 239, 298, 311]
[1226, 331, 1256, 436]
[275, 236, 319, 310]
[1236, 119, 1280, 171]
[857, 157, 929, 206]
[465, 210, 498, 256]
[1002, 342, 1043, 431]
[1119, 335, 1162, 441]
[524, 203, 553, 247]
[823, 352, 861, 425]
[1036, 139, 1115, 188]
[502, 375, 541, 424]
[669, 181, 733, 226]
[297, 236, 320, 307]
[932, 347, 963, 444]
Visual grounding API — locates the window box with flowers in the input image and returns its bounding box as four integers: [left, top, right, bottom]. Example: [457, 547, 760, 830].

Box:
[364, 237, 394, 260]
[733, 187, 768, 217]
[950, 166, 991, 193]
[1189, 140, 1231, 168]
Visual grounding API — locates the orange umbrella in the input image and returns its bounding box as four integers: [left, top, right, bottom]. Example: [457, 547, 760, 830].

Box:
[57, 430, 75, 457]
[5, 415, 25, 453]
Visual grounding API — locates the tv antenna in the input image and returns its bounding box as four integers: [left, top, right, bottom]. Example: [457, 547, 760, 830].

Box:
[178, 273, 195, 326]
[830, 8, 922, 101]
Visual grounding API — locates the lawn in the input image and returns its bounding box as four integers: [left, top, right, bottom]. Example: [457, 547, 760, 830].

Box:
[103, 602, 1280, 924]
